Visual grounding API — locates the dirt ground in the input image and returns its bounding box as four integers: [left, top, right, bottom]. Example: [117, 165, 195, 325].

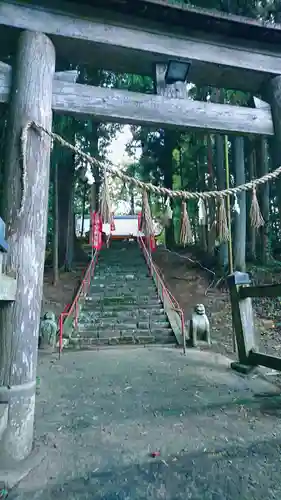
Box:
[153, 247, 281, 361]
[41, 264, 86, 318]
[8, 247, 281, 498]
[9, 348, 281, 499]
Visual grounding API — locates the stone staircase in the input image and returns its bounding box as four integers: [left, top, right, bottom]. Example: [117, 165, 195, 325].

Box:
[72, 241, 177, 348]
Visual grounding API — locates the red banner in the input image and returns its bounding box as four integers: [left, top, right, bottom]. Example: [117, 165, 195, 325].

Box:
[110, 218, 115, 231]
[149, 236, 156, 252]
[91, 212, 102, 250]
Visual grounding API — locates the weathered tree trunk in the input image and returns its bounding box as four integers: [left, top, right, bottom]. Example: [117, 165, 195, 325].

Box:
[163, 165, 174, 248]
[90, 184, 97, 212]
[196, 137, 207, 252]
[213, 89, 228, 269]
[0, 31, 55, 462]
[65, 182, 75, 271]
[90, 122, 100, 211]
[88, 183, 97, 246]
[233, 137, 246, 271]
[88, 124, 100, 241]
[52, 160, 59, 285]
[214, 134, 228, 268]
[57, 150, 86, 268]
[80, 183, 87, 238]
[266, 76, 281, 228]
[246, 139, 256, 261]
[129, 187, 135, 215]
[58, 151, 75, 267]
[206, 134, 216, 256]
[256, 137, 270, 264]
[163, 131, 176, 248]
[154, 66, 186, 249]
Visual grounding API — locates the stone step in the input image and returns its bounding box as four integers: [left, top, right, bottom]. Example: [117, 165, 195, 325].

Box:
[99, 247, 141, 252]
[77, 325, 173, 336]
[95, 270, 147, 276]
[79, 308, 165, 320]
[97, 260, 144, 263]
[78, 317, 170, 329]
[90, 283, 156, 292]
[97, 266, 145, 270]
[94, 275, 149, 282]
[97, 262, 144, 266]
[97, 263, 146, 268]
[69, 335, 176, 349]
[94, 275, 148, 280]
[87, 295, 159, 305]
[83, 306, 163, 316]
[85, 300, 162, 309]
[98, 256, 144, 260]
[98, 254, 144, 258]
[84, 298, 162, 308]
[92, 275, 152, 283]
[71, 331, 177, 348]
[89, 288, 156, 296]
[89, 290, 157, 299]
[70, 329, 175, 343]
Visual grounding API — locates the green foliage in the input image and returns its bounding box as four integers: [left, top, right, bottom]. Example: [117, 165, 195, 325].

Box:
[0, 0, 280, 267]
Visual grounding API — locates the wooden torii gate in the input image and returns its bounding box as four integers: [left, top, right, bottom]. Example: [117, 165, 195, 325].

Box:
[1, 0, 281, 465]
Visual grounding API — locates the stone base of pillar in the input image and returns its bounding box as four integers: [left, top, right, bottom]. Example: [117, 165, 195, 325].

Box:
[230, 361, 256, 375]
[0, 446, 46, 490]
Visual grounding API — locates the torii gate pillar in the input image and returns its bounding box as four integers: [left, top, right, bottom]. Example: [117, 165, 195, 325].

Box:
[0, 31, 55, 463]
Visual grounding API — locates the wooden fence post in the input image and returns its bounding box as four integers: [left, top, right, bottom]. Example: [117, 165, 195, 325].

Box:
[227, 271, 257, 373]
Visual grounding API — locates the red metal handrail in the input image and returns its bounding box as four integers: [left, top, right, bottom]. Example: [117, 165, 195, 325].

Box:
[58, 251, 98, 355]
[137, 236, 186, 353]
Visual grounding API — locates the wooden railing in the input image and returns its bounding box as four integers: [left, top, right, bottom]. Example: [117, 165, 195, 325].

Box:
[138, 236, 186, 352]
[58, 251, 98, 355]
[228, 271, 281, 371]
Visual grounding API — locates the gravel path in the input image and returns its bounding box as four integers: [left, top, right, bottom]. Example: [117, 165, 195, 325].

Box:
[9, 347, 281, 499]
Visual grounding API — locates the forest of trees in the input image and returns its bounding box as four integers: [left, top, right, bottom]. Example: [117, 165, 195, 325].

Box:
[1, 0, 281, 281]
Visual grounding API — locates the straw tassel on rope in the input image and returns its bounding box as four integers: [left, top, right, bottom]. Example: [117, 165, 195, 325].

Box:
[141, 189, 154, 236]
[217, 196, 229, 243]
[250, 187, 264, 228]
[99, 170, 113, 225]
[198, 198, 207, 225]
[162, 197, 173, 227]
[180, 201, 193, 247]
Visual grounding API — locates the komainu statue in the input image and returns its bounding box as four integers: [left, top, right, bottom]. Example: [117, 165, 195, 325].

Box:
[39, 311, 57, 348]
[188, 304, 210, 347]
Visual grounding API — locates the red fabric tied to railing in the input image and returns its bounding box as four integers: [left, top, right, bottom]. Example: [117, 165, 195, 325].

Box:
[110, 216, 115, 231]
[91, 211, 102, 250]
[137, 212, 156, 252]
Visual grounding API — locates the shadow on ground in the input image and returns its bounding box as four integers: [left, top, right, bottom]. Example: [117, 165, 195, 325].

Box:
[8, 348, 281, 499]
[10, 437, 281, 499]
